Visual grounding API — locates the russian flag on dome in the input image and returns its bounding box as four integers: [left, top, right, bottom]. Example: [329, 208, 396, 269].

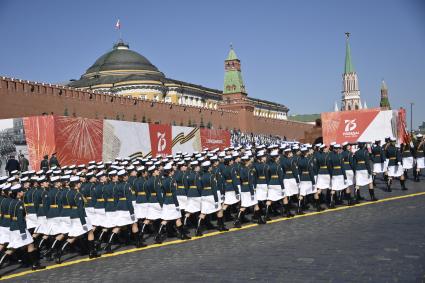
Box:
[115, 19, 121, 30]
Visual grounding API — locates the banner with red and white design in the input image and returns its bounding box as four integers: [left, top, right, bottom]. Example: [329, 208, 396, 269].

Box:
[321, 108, 407, 145]
[1, 115, 231, 171]
[149, 124, 172, 157]
[200, 128, 231, 150]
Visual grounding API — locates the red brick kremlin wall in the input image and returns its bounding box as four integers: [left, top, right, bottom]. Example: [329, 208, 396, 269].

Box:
[0, 77, 319, 142]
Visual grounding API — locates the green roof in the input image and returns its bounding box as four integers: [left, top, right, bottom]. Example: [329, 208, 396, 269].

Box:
[288, 114, 320, 123]
[226, 47, 239, 61]
[344, 38, 355, 74]
[223, 46, 245, 94]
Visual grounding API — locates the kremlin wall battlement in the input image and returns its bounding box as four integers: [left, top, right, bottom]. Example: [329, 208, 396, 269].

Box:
[0, 77, 317, 142]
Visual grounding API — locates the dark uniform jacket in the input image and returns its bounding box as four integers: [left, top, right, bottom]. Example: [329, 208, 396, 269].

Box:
[385, 145, 401, 167]
[254, 162, 269, 185]
[315, 152, 331, 175]
[0, 196, 12, 230]
[239, 165, 256, 195]
[222, 165, 239, 193]
[134, 177, 148, 204]
[9, 198, 27, 233]
[353, 148, 372, 174]
[46, 187, 62, 218]
[174, 170, 188, 197]
[298, 156, 315, 184]
[185, 171, 202, 198]
[199, 171, 219, 203]
[371, 145, 385, 164]
[267, 161, 284, 190]
[329, 152, 347, 179]
[23, 186, 38, 215]
[146, 176, 163, 205]
[115, 181, 135, 214]
[281, 156, 300, 183]
[161, 176, 179, 206]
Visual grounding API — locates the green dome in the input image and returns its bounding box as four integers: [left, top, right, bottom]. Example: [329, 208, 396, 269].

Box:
[68, 41, 165, 88]
[84, 42, 162, 75]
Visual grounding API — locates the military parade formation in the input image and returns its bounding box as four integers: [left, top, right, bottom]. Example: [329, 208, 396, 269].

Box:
[0, 133, 424, 276]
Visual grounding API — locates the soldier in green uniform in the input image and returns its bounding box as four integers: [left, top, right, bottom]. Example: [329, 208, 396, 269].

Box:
[413, 134, 424, 182]
[370, 140, 384, 186]
[353, 143, 377, 201]
[182, 161, 202, 229]
[195, 161, 228, 236]
[221, 156, 240, 221]
[234, 156, 265, 228]
[386, 138, 406, 191]
[156, 163, 190, 242]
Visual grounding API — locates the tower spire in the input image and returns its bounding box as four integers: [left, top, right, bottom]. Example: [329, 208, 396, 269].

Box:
[223, 45, 246, 94]
[344, 32, 354, 74]
[341, 33, 361, 111]
[380, 79, 391, 110]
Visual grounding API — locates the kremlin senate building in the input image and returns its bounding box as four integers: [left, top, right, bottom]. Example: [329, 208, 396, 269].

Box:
[67, 41, 289, 120]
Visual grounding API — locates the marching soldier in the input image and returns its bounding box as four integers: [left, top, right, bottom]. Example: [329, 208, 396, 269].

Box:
[371, 140, 385, 186]
[353, 142, 377, 201]
[413, 134, 424, 182]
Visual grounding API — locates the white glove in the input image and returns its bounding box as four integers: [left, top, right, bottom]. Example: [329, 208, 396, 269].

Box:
[236, 194, 240, 200]
[130, 214, 136, 221]
[397, 162, 401, 166]
[214, 202, 219, 209]
[281, 190, 285, 197]
[21, 233, 27, 240]
[344, 179, 347, 185]
[82, 224, 88, 231]
[176, 207, 180, 212]
[221, 194, 225, 201]
[250, 194, 254, 201]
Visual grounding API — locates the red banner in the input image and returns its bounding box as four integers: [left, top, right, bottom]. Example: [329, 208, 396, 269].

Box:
[321, 109, 399, 145]
[23, 115, 56, 170]
[200, 128, 231, 150]
[149, 124, 172, 157]
[54, 116, 103, 165]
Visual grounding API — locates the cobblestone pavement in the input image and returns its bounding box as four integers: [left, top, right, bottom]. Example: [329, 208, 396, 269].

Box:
[2, 176, 425, 282]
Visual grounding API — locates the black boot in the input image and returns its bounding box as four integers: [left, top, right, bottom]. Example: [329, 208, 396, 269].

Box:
[315, 198, 322, 211]
[369, 189, 378, 201]
[413, 170, 419, 182]
[217, 217, 229, 231]
[132, 231, 146, 248]
[88, 240, 100, 258]
[104, 232, 116, 254]
[387, 179, 392, 192]
[329, 194, 336, 209]
[346, 192, 353, 206]
[355, 190, 361, 203]
[177, 225, 191, 240]
[195, 218, 204, 237]
[204, 216, 216, 230]
[44, 239, 59, 262]
[356, 189, 365, 201]
[154, 224, 165, 244]
[96, 230, 106, 251]
[265, 205, 271, 221]
[400, 179, 408, 191]
[297, 199, 304, 215]
[284, 204, 294, 218]
[0, 253, 9, 269]
[234, 210, 243, 228]
[55, 241, 70, 264]
[254, 209, 266, 224]
[28, 250, 46, 271]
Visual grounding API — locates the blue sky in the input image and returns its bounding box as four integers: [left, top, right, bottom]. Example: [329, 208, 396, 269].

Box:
[0, 0, 424, 128]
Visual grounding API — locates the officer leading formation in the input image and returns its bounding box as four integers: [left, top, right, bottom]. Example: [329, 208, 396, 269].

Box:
[0, 133, 424, 275]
